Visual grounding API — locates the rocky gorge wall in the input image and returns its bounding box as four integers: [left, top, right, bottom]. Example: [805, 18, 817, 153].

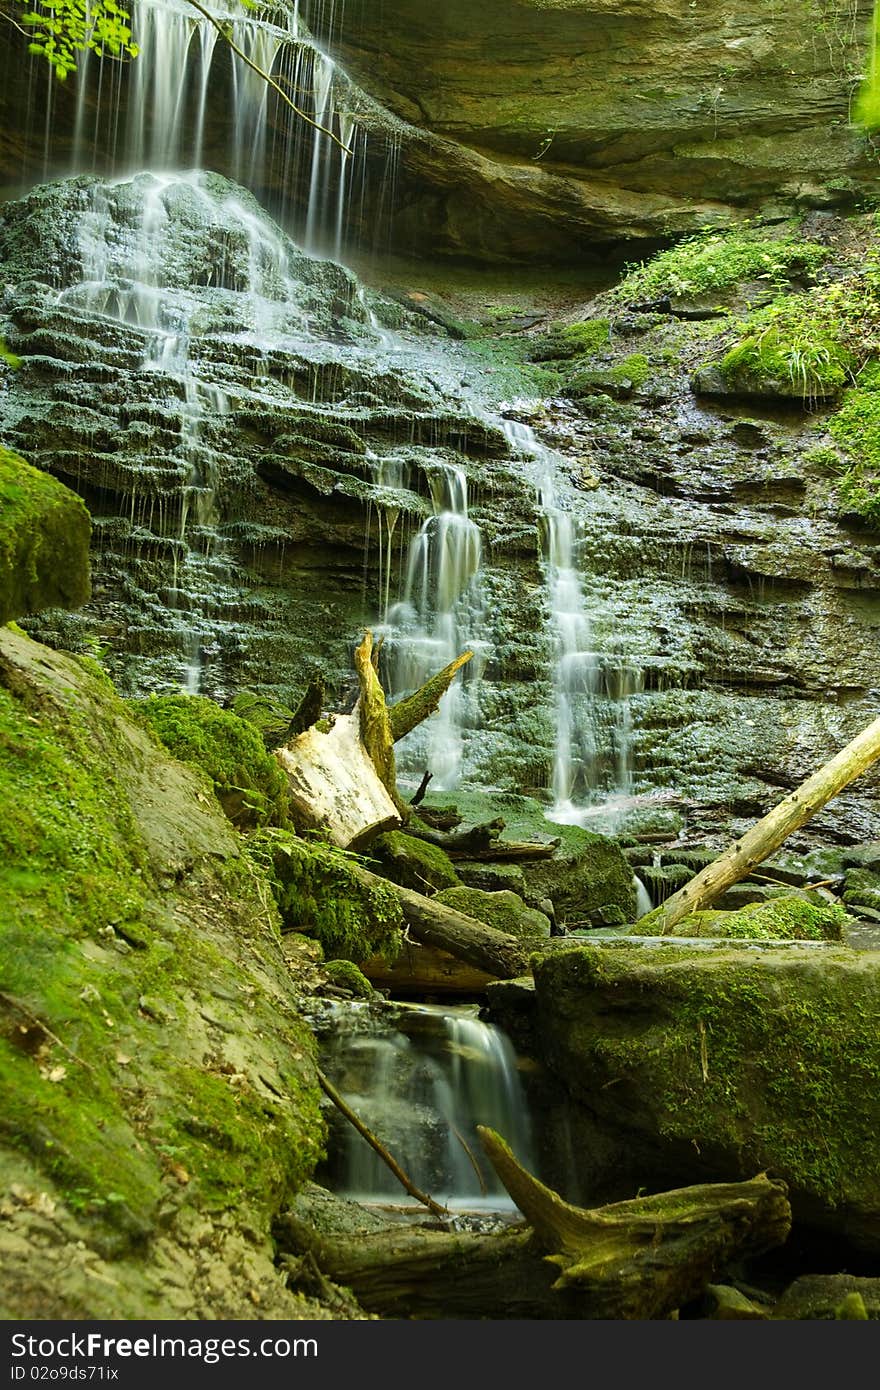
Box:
[0, 0, 876, 262]
[4, 170, 880, 846]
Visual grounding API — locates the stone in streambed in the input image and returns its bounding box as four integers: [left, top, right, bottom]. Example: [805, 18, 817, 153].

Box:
[434, 886, 551, 940]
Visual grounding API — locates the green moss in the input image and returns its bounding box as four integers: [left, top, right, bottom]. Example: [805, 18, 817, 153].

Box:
[434, 886, 550, 940]
[718, 302, 853, 400]
[528, 319, 610, 362]
[612, 230, 828, 305]
[0, 445, 91, 624]
[230, 689, 297, 748]
[246, 829, 403, 963]
[162, 1063, 321, 1216]
[538, 944, 880, 1212]
[610, 353, 651, 388]
[323, 959, 376, 998]
[370, 830, 461, 893]
[827, 384, 880, 525]
[135, 694, 289, 828]
[670, 896, 848, 941]
[0, 630, 325, 1240]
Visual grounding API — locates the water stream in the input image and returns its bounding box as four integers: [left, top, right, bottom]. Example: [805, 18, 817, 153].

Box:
[319, 1003, 537, 1213]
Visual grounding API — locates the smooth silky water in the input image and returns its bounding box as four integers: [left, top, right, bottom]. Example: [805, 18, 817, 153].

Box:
[318, 1004, 537, 1215]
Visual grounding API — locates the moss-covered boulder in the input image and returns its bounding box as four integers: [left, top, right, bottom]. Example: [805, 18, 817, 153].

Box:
[842, 869, 880, 914]
[323, 959, 377, 999]
[664, 896, 848, 942]
[518, 829, 636, 926]
[0, 445, 90, 624]
[247, 828, 402, 964]
[0, 626, 326, 1318]
[434, 886, 551, 941]
[531, 940, 880, 1251]
[369, 830, 460, 894]
[135, 693, 290, 828]
[773, 1276, 880, 1320]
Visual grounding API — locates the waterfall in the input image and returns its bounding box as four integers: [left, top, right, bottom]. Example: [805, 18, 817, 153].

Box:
[320, 1004, 536, 1212]
[378, 463, 485, 791]
[501, 415, 642, 822]
[65, 0, 368, 256]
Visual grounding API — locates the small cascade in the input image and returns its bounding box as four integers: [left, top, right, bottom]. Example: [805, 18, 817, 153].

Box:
[320, 1004, 536, 1212]
[66, 0, 370, 257]
[501, 415, 642, 822]
[379, 463, 486, 790]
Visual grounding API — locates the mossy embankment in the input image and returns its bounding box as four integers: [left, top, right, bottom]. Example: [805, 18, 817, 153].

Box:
[0, 445, 91, 624]
[0, 625, 328, 1319]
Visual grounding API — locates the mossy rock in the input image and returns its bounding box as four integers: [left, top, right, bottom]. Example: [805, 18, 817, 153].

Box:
[533, 941, 880, 1250]
[518, 831, 636, 926]
[773, 1276, 880, 1320]
[667, 896, 847, 941]
[842, 869, 880, 913]
[456, 861, 528, 896]
[135, 693, 290, 829]
[247, 828, 402, 964]
[323, 959, 376, 999]
[0, 627, 324, 1313]
[0, 445, 91, 624]
[369, 830, 460, 894]
[434, 886, 551, 940]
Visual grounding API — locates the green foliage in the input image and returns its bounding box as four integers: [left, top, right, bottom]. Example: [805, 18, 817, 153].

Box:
[13, 0, 139, 80]
[824, 371, 880, 526]
[135, 694, 289, 829]
[719, 305, 853, 400]
[528, 319, 610, 363]
[246, 829, 403, 964]
[612, 230, 828, 306]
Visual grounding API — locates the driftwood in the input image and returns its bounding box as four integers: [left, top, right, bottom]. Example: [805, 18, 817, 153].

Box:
[274, 631, 472, 850]
[284, 1129, 790, 1320]
[348, 860, 531, 979]
[653, 713, 880, 933]
[409, 816, 560, 861]
[361, 941, 499, 995]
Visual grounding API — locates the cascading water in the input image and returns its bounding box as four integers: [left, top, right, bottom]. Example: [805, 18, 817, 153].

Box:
[501, 414, 642, 824]
[319, 1004, 536, 1212]
[378, 462, 486, 790]
[67, 0, 370, 258]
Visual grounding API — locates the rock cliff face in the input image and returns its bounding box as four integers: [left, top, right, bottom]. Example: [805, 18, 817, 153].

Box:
[0, 0, 875, 262]
[318, 0, 877, 258]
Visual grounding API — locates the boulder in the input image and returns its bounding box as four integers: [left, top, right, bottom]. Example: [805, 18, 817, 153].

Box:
[369, 830, 461, 893]
[773, 1276, 880, 1320]
[434, 887, 551, 941]
[518, 830, 636, 926]
[528, 939, 880, 1252]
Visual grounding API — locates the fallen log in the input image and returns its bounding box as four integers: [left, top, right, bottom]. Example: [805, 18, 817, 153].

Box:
[361, 941, 498, 995]
[282, 1130, 790, 1320]
[347, 860, 530, 979]
[409, 817, 560, 861]
[652, 713, 880, 933]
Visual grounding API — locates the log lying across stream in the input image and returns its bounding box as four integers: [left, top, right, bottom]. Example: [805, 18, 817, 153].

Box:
[280, 1129, 791, 1320]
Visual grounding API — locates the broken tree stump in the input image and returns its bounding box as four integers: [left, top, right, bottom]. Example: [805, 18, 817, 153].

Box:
[651, 712, 880, 933]
[274, 631, 473, 850]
